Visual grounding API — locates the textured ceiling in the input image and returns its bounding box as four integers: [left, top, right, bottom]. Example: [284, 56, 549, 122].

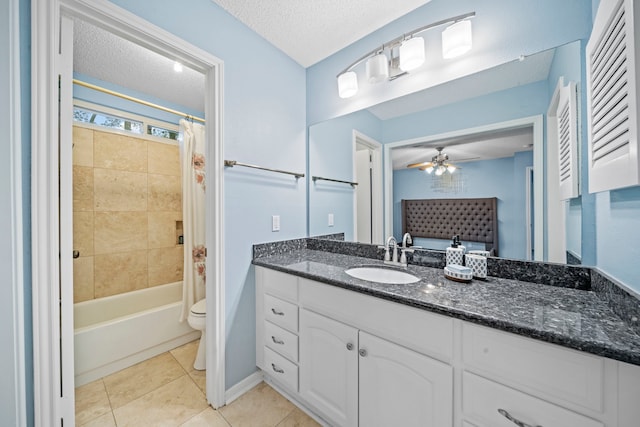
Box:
[73, 19, 205, 114]
[211, 0, 432, 67]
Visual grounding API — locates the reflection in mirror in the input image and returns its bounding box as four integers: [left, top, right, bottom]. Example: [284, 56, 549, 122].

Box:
[308, 40, 584, 264]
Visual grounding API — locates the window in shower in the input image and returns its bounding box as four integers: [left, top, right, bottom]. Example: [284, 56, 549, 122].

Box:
[73, 105, 144, 134]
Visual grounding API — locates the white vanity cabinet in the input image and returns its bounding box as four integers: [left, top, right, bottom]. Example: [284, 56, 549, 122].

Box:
[255, 266, 640, 427]
[299, 308, 452, 427]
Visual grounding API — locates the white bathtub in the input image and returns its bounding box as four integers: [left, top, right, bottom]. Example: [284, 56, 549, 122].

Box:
[74, 281, 200, 386]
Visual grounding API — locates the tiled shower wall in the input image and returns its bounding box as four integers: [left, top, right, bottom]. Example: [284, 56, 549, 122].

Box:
[72, 125, 184, 302]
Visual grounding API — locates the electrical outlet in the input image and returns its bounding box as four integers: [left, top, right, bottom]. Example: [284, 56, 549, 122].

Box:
[328, 213, 334, 227]
[272, 215, 280, 232]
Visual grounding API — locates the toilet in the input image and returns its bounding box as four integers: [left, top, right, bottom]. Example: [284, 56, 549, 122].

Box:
[187, 298, 206, 370]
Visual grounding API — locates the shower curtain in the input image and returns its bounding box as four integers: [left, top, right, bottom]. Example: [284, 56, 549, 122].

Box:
[179, 119, 206, 321]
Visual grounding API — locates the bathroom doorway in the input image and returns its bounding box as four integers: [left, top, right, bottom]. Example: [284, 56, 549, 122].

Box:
[32, 0, 225, 423]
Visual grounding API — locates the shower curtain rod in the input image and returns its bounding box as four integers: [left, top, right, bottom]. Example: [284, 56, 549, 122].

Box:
[73, 79, 206, 124]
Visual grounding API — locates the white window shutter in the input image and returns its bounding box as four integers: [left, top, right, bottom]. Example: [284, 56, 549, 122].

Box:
[556, 81, 580, 199]
[586, 0, 640, 193]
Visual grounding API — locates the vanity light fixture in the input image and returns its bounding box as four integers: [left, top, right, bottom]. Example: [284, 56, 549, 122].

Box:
[336, 11, 475, 99]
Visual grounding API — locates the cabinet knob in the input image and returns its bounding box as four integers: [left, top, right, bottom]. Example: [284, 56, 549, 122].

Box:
[346, 343, 354, 351]
[358, 348, 367, 357]
[73, 250, 80, 259]
[271, 336, 284, 345]
[271, 363, 284, 374]
[498, 409, 542, 427]
[271, 308, 285, 316]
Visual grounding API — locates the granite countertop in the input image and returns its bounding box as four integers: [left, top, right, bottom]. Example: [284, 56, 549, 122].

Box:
[253, 249, 640, 366]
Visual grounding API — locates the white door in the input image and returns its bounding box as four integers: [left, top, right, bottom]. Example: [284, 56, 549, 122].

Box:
[299, 309, 358, 427]
[358, 331, 453, 427]
[355, 149, 372, 243]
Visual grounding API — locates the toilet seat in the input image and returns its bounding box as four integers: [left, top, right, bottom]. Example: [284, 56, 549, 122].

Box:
[190, 299, 206, 316]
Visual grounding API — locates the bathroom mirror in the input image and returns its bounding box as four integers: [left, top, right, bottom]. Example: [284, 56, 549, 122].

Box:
[308, 40, 585, 264]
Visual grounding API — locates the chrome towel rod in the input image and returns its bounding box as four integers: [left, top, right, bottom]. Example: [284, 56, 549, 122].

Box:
[312, 176, 358, 187]
[224, 160, 305, 179]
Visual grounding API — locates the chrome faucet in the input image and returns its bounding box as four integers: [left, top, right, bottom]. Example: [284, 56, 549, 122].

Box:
[386, 236, 398, 263]
[400, 233, 414, 265]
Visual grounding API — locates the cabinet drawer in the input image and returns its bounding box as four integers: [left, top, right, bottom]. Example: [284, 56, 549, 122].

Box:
[462, 372, 603, 427]
[299, 278, 453, 361]
[264, 294, 298, 332]
[462, 323, 603, 412]
[262, 267, 298, 302]
[264, 347, 298, 392]
[264, 320, 298, 363]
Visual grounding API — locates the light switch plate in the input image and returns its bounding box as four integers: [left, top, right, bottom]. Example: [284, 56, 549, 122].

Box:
[272, 215, 280, 232]
[328, 213, 334, 227]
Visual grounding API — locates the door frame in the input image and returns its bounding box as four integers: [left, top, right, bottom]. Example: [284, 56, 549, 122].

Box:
[32, 0, 226, 424]
[352, 131, 383, 245]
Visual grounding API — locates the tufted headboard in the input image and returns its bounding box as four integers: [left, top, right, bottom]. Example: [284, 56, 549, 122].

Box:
[401, 197, 498, 256]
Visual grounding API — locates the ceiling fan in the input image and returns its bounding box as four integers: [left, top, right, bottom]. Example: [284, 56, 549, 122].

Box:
[406, 147, 461, 175]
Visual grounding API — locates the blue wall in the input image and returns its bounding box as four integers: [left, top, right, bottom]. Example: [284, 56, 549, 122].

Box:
[393, 153, 533, 258]
[108, 0, 307, 389]
[308, 110, 382, 239]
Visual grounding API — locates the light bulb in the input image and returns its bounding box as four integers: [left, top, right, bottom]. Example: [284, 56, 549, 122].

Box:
[337, 72, 358, 98]
[425, 166, 434, 174]
[366, 53, 389, 83]
[442, 20, 472, 59]
[447, 165, 457, 173]
[435, 166, 445, 176]
[399, 37, 425, 71]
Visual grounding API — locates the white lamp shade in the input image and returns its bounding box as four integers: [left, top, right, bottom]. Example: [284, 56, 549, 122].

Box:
[337, 71, 358, 98]
[447, 164, 457, 173]
[366, 53, 389, 83]
[425, 166, 434, 174]
[399, 37, 425, 71]
[442, 20, 472, 59]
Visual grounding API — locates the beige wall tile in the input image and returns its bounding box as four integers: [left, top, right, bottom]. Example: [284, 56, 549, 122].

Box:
[148, 174, 181, 212]
[74, 211, 94, 257]
[94, 131, 147, 173]
[94, 169, 148, 212]
[148, 246, 183, 286]
[148, 141, 180, 176]
[73, 257, 94, 303]
[74, 166, 94, 212]
[148, 211, 182, 248]
[94, 251, 147, 298]
[73, 126, 94, 167]
[94, 212, 147, 254]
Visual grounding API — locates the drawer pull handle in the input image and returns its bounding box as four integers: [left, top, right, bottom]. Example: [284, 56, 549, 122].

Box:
[271, 336, 285, 345]
[359, 348, 367, 357]
[271, 363, 284, 374]
[271, 308, 285, 316]
[498, 409, 542, 427]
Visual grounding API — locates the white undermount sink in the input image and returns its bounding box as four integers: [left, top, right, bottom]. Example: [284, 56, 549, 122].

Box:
[345, 266, 420, 284]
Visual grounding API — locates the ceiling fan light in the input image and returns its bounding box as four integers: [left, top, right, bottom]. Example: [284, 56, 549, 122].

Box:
[435, 165, 446, 176]
[442, 20, 472, 59]
[366, 53, 389, 83]
[337, 71, 358, 98]
[425, 166, 434, 174]
[447, 165, 457, 173]
[399, 37, 425, 71]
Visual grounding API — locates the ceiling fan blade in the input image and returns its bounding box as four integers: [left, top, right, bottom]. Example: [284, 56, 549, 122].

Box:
[418, 163, 436, 171]
[407, 161, 433, 168]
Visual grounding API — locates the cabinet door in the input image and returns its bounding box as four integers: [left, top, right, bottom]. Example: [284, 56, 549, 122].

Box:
[299, 309, 358, 427]
[359, 331, 453, 427]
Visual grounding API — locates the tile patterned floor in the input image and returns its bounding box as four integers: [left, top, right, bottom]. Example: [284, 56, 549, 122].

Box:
[75, 340, 320, 427]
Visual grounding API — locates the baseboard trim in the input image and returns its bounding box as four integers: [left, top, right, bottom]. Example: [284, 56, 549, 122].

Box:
[225, 370, 264, 404]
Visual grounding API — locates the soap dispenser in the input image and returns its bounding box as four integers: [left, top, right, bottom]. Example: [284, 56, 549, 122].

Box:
[446, 235, 464, 266]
